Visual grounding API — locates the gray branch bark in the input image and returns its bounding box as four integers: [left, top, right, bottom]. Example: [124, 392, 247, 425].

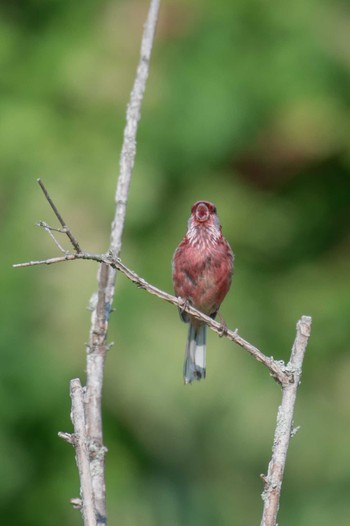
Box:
[69, 378, 96, 526]
[260, 315, 312, 526]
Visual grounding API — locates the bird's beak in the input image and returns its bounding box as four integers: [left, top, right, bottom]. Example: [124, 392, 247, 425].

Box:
[195, 204, 210, 222]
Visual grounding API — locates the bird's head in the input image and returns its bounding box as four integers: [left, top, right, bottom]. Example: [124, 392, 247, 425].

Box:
[186, 201, 221, 245]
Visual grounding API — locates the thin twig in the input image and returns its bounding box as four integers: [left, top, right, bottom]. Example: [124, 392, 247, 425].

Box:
[36, 221, 68, 234]
[14, 255, 76, 267]
[260, 315, 312, 526]
[14, 250, 291, 385]
[69, 378, 96, 526]
[37, 221, 68, 253]
[37, 178, 82, 253]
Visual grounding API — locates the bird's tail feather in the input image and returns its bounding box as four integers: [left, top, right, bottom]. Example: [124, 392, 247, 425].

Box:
[184, 323, 207, 384]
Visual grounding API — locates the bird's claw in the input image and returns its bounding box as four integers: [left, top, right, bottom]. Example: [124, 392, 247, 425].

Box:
[178, 297, 191, 323]
[218, 322, 228, 337]
[179, 297, 190, 314]
[216, 311, 228, 337]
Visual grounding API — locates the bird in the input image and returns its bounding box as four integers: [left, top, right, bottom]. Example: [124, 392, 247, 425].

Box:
[172, 201, 234, 384]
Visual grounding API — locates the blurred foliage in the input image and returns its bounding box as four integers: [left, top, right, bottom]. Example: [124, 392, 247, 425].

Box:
[1, 0, 350, 525]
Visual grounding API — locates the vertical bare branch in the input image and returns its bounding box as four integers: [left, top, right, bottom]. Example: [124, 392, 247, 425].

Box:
[260, 315, 312, 526]
[83, 1, 161, 524]
[110, 0, 161, 259]
[70, 378, 96, 526]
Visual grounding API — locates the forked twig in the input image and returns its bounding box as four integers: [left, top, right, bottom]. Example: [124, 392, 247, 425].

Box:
[37, 178, 81, 253]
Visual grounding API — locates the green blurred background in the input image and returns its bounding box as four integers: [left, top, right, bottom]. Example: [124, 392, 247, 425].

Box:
[1, 0, 350, 524]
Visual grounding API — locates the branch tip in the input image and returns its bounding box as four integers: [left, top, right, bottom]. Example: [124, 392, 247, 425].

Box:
[58, 431, 76, 445]
[70, 498, 83, 510]
[260, 473, 268, 485]
[291, 425, 300, 437]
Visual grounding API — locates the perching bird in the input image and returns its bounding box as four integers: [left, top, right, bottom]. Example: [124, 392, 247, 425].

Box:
[172, 201, 233, 384]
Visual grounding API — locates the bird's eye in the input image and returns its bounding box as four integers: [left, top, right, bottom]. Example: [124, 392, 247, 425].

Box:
[212, 206, 217, 214]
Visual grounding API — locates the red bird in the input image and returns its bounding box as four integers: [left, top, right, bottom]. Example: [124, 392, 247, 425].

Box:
[172, 201, 234, 384]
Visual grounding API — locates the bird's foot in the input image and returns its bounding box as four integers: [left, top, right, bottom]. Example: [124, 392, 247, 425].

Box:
[217, 311, 228, 337]
[218, 323, 228, 337]
[178, 297, 191, 323]
[179, 297, 191, 314]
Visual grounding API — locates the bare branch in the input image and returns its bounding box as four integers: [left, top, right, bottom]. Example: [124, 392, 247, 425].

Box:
[13, 250, 291, 385]
[82, 1, 161, 523]
[13, 255, 76, 267]
[110, 0, 161, 259]
[36, 221, 68, 234]
[37, 178, 82, 253]
[260, 315, 312, 526]
[69, 378, 96, 526]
